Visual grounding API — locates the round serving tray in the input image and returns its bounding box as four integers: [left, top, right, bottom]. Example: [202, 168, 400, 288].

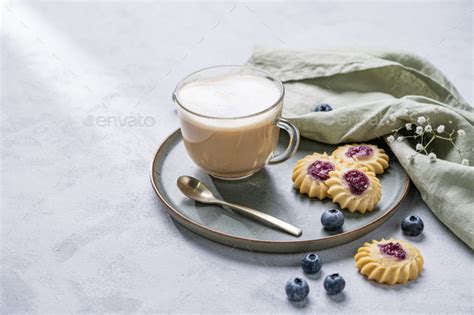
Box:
[150, 129, 410, 253]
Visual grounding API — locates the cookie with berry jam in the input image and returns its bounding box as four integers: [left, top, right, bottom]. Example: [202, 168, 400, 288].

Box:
[332, 144, 389, 174]
[292, 153, 343, 200]
[326, 166, 381, 213]
[354, 238, 424, 285]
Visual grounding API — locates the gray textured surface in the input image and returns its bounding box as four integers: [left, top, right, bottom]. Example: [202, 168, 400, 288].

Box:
[1, 1, 473, 313]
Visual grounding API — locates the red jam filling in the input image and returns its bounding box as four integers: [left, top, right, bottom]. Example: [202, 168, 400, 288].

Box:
[343, 169, 369, 195]
[378, 242, 407, 260]
[345, 145, 374, 159]
[307, 160, 335, 181]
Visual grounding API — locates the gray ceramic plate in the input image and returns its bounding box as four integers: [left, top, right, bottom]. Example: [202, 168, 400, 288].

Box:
[150, 129, 410, 253]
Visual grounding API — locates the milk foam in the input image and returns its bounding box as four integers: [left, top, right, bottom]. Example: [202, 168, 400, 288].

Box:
[177, 74, 281, 118]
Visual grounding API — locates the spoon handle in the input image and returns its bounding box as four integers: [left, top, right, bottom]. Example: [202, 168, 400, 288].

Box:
[219, 201, 302, 237]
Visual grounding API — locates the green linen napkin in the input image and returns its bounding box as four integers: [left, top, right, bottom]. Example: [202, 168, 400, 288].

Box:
[247, 48, 474, 248]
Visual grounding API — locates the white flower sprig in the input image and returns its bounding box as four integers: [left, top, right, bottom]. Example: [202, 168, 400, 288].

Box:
[387, 109, 468, 165]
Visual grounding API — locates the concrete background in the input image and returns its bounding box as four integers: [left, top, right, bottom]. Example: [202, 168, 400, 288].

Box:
[1, 1, 473, 313]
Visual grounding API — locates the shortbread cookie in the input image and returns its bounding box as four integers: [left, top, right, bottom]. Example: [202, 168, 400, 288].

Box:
[326, 166, 381, 213]
[292, 153, 342, 200]
[332, 144, 389, 174]
[355, 239, 424, 285]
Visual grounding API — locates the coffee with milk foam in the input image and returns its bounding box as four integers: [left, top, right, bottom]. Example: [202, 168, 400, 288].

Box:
[177, 73, 283, 179]
[178, 74, 281, 118]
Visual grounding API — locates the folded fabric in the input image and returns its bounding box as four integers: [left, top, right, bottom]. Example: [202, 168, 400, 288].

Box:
[248, 48, 473, 248]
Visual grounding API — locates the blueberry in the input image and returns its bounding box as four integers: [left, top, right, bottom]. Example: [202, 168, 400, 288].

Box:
[321, 209, 344, 231]
[285, 277, 310, 301]
[401, 215, 424, 236]
[323, 273, 345, 295]
[301, 253, 322, 274]
[314, 103, 333, 112]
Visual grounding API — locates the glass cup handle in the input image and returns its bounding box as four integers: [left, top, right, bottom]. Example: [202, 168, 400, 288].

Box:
[268, 118, 300, 165]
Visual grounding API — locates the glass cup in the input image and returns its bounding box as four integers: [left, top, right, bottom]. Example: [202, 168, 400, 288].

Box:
[173, 65, 300, 180]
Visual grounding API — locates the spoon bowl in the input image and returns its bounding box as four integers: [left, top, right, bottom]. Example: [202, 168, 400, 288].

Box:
[177, 175, 218, 203]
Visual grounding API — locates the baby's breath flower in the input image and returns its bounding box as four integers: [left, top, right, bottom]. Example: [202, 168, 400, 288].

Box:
[388, 114, 466, 165]
[428, 152, 437, 162]
[417, 116, 426, 124]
